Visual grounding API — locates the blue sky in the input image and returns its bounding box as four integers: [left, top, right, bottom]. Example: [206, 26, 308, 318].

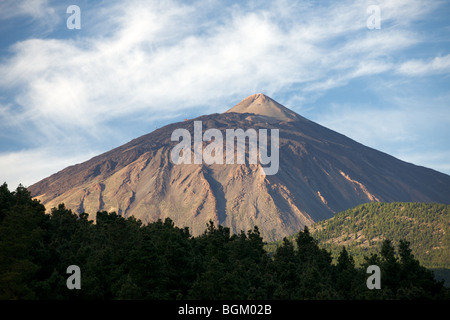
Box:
[0, 0, 449, 189]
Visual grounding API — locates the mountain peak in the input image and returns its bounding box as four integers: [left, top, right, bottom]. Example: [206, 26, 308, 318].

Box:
[225, 93, 300, 121]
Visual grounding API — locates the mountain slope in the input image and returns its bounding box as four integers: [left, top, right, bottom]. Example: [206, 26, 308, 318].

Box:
[225, 93, 300, 121]
[28, 94, 450, 241]
[309, 202, 450, 269]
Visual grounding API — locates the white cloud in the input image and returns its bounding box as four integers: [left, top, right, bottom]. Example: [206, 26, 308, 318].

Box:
[0, 147, 98, 189]
[0, 0, 434, 128]
[397, 54, 450, 76]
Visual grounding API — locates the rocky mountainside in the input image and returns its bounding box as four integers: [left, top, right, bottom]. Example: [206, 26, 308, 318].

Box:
[28, 94, 450, 241]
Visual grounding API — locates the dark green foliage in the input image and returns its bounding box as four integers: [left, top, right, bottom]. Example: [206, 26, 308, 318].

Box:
[310, 202, 450, 269]
[0, 183, 47, 299]
[334, 247, 366, 299]
[0, 184, 448, 300]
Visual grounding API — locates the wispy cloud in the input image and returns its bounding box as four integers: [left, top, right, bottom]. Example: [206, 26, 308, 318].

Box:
[0, 0, 60, 36]
[0, 0, 56, 20]
[397, 54, 450, 76]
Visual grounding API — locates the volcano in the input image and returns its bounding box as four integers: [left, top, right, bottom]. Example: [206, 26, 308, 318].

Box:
[28, 94, 450, 241]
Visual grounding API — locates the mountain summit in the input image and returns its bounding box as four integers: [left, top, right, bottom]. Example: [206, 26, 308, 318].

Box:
[225, 93, 300, 121]
[28, 94, 450, 241]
